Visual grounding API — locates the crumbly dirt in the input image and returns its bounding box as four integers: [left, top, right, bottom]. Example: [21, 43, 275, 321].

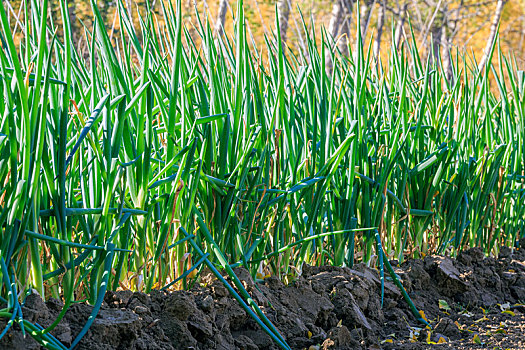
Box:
[2, 243, 525, 350]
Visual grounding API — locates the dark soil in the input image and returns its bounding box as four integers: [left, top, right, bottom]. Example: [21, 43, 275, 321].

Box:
[2, 243, 525, 350]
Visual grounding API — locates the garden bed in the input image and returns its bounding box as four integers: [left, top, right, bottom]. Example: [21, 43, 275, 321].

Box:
[3, 242, 525, 350]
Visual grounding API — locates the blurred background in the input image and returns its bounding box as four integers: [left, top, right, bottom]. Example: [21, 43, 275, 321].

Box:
[6, 1, 524, 67]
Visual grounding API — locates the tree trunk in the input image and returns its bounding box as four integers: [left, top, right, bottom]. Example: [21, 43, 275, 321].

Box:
[277, 0, 291, 43]
[326, 0, 353, 73]
[359, 0, 375, 42]
[478, 0, 507, 71]
[216, 0, 229, 36]
[430, 18, 442, 67]
[338, 2, 353, 57]
[373, 0, 385, 58]
[68, 1, 77, 47]
[394, 3, 408, 49]
[441, 16, 452, 83]
[328, 0, 345, 39]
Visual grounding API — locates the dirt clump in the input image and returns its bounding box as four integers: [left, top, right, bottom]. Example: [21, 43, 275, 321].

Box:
[1, 245, 525, 349]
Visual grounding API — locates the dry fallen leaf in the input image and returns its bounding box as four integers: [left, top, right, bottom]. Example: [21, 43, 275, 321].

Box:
[472, 334, 483, 345]
[419, 310, 428, 322]
[474, 316, 488, 323]
[408, 327, 421, 343]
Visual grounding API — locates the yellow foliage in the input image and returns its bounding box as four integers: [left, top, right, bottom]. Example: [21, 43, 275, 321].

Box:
[8, 0, 525, 65]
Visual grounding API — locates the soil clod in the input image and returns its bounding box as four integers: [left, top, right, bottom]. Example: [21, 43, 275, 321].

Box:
[2, 247, 525, 349]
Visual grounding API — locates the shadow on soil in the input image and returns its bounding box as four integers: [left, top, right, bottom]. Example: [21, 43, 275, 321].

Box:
[3, 242, 525, 349]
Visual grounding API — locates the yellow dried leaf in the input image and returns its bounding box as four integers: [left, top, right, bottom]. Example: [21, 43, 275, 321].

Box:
[472, 334, 482, 345]
[502, 310, 515, 316]
[437, 337, 447, 344]
[381, 339, 394, 344]
[24, 62, 34, 88]
[307, 331, 312, 339]
[337, 319, 343, 327]
[474, 316, 488, 323]
[419, 310, 428, 322]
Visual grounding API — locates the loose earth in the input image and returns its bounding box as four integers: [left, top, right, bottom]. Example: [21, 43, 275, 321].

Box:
[2, 243, 525, 350]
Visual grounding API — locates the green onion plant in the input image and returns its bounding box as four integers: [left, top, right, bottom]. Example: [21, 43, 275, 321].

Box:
[0, 0, 523, 348]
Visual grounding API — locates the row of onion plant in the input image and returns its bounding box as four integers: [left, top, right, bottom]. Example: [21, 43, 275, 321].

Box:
[0, 0, 523, 348]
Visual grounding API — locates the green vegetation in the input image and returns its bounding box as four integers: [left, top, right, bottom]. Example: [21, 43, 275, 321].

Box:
[0, 0, 523, 348]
